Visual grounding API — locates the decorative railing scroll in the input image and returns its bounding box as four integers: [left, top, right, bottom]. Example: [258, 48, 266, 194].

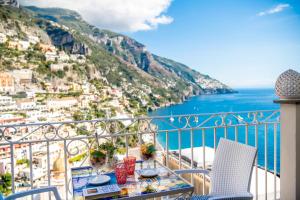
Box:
[0, 110, 280, 199]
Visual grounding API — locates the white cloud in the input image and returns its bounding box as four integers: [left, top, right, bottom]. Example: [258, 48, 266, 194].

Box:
[19, 0, 173, 32]
[257, 3, 290, 16]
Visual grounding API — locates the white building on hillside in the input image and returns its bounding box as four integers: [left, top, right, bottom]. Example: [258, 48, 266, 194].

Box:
[12, 69, 32, 84]
[46, 97, 78, 109]
[82, 82, 91, 94]
[36, 104, 47, 111]
[80, 95, 95, 108]
[26, 91, 35, 99]
[19, 40, 30, 50]
[28, 35, 40, 44]
[0, 33, 7, 44]
[16, 99, 36, 110]
[26, 110, 44, 121]
[70, 54, 86, 63]
[58, 51, 70, 62]
[0, 96, 14, 105]
[50, 63, 64, 72]
[8, 40, 30, 51]
[45, 51, 58, 62]
[0, 96, 17, 111]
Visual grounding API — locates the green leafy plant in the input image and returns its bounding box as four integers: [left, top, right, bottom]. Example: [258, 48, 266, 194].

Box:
[69, 152, 87, 163]
[0, 173, 12, 196]
[140, 143, 156, 160]
[16, 158, 29, 167]
[76, 126, 90, 135]
[98, 141, 117, 159]
[90, 149, 106, 166]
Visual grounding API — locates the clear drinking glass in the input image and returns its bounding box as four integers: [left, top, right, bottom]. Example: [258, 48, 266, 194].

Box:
[140, 143, 156, 169]
[89, 149, 107, 176]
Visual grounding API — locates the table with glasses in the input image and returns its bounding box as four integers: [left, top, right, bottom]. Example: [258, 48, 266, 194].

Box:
[71, 161, 194, 200]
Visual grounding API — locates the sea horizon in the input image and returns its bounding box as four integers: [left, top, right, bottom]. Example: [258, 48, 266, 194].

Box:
[149, 88, 280, 172]
[149, 88, 278, 116]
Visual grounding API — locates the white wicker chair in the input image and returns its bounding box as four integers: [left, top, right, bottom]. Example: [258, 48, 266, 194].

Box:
[175, 138, 257, 200]
[0, 186, 61, 200]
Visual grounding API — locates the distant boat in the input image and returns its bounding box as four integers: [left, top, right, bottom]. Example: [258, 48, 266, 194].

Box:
[170, 112, 175, 122]
[237, 115, 244, 123]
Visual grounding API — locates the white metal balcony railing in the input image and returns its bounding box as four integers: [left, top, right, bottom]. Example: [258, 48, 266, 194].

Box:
[0, 110, 280, 200]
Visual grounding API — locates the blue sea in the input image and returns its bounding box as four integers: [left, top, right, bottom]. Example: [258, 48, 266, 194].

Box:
[148, 89, 280, 173]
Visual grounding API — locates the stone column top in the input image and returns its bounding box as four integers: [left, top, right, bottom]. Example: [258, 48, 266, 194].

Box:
[274, 99, 300, 104]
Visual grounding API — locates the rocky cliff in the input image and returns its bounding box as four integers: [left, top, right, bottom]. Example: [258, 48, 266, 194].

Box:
[25, 6, 235, 97]
[0, 4, 235, 112]
[0, 0, 19, 8]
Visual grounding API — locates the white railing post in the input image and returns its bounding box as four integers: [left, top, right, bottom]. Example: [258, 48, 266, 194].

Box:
[274, 69, 300, 199]
[274, 99, 300, 199]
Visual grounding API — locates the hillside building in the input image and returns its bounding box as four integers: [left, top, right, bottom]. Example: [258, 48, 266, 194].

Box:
[16, 99, 36, 110]
[50, 63, 65, 72]
[8, 40, 30, 51]
[0, 96, 13, 105]
[46, 97, 78, 109]
[19, 40, 30, 50]
[38, 43, 56, 53]
[0, 33, 7, 43]
[0, 96, 17, 111]
[0, 114, 25, 125]
[8, 41, 20, 49]
[12, 69, 33, 84]
[58, 51, 70, 62]
[45, 51, 58, 62]
[0, 72, 15, 93]
[28, 35, 40, 44]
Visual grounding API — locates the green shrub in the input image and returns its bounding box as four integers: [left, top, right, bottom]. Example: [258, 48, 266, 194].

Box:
[72, 111, 85, 121]
[0, 173, 12, 196]
[54, 70, 65, 78]
[76, 126, 90, 135]
[69, 152, 87, 163]
[16, 158, 29, 167]
[12, 92, 27, 99]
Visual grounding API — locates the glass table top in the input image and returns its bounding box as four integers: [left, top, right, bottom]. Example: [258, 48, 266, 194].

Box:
[71, 161, 194, 200]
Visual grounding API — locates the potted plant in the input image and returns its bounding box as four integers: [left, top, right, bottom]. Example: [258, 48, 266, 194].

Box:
[99, 141, 118, 168]
[89, 141, 117, 185]
[0, 173, 12, 196]
[140, 143, 156, 168]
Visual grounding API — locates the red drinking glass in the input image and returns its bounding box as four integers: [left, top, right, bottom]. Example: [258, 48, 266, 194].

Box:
[115, 163, 127, 184]
[123, 156, 136, 175]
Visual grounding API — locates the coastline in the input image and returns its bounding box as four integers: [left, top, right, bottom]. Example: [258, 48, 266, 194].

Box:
[148, 89, 237, 112]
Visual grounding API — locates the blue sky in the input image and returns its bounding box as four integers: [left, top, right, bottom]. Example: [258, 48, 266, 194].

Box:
[127, 0, 300, 88]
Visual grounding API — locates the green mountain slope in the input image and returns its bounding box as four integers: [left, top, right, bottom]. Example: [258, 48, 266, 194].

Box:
[0, 4, 235, 116]
[24, 6, 235, 95]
